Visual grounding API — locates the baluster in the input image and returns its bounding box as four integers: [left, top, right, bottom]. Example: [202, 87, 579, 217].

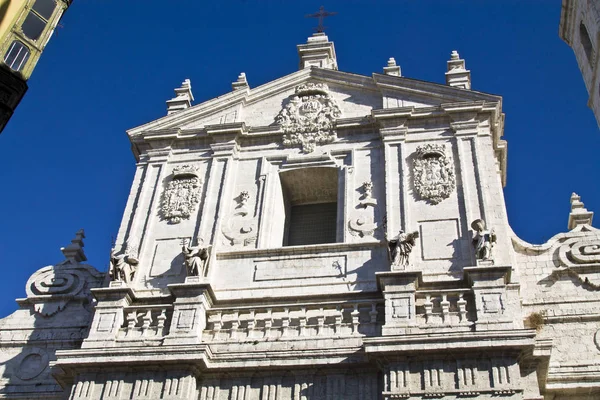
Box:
[424, 295, 433, 324]
[458, 294, 468, 323]
[157, 308, 167, 336]
[282, 307, 290, 337]
[264, 308, 273, 338]
[231, 310, 240, 339]
[334, 306, 343, 334]
[126, 311, 138, 337]
[247, 309, 256, 338]
[441, 294, 450, 324]
[213, 311, 223, 341]
[298, 307, 307, 337]
[351, 304, 360, 335]
[316, 307, 325, 336]
[369, 302, 378, 324]
[141, 310, 153, 336]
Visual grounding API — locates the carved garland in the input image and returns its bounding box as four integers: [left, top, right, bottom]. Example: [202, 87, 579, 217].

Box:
[412, 143, 455, 204]
[222, 191, 257, 247]
[275, 82, 342, 153]
[160, 165, 203, 224]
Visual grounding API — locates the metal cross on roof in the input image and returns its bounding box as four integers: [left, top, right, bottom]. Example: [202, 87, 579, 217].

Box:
[305, 6, 337, 33]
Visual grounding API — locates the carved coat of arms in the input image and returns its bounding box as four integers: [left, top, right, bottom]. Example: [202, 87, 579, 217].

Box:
[412, 144, 455, 204]
[275, 82, 342, 153]
[160, 165, 203, 224]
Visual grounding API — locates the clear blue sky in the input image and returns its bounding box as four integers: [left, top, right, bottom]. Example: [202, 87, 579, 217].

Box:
[0, 1, 598, 318]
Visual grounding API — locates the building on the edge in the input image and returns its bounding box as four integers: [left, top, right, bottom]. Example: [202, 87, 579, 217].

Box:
[1, 31, 600, 400]
[560, 0, 600, 128]
[0, 0, 72, 134]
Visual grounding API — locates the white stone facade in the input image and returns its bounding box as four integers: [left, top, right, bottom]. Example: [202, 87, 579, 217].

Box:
[1, 33, 599, 399]
[560, 0, 600, 129]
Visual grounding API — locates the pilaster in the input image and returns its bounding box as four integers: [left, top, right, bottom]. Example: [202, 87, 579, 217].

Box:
[464, 265, 518, 330]
[163, 282, 214, 345]
[376, 271, 421, 335]
[82, 286, 135, 348]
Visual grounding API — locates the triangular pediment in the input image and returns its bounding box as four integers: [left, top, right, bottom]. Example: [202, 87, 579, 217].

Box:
[127, 67, 501, 137]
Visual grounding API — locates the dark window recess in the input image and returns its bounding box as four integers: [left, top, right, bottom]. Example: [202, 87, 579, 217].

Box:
[580, 22, 594, 65]
[21, 12, 46, 40]
[32, 0, 56, 20]
[287, 203, 337, 246]
[4, 41, 30, 71]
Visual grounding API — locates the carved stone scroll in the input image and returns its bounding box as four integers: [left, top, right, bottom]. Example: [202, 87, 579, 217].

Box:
[412, 143, 455, 204]
[25, 231, 104, 316]
[275, 82, 342, 153]
[160, 164, 203, 224]
[554, 236, 600, 289]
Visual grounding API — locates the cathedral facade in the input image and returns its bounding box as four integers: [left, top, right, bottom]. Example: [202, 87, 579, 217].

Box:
[1, 32, 599, 400]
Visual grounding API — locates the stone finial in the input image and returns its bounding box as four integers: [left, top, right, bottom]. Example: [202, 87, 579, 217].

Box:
[445, 50, 471, 89]
[297, 32, 338, 70]
[60, 229, 87, 263]
[568, 192, 594, 230]
[232, 72, 249, 91]
[166, 79, 194, 115]
[383, 57, 401, 76]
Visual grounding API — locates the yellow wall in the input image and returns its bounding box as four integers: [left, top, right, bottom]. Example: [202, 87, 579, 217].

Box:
[0, 0, 26, 42]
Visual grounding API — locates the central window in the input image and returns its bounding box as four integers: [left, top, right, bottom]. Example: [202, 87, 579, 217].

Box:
[279, 167, 339, 246]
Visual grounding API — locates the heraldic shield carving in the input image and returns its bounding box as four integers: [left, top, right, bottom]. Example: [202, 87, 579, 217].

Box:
[412, 143, 456, 204]
[160, 164, 203, 224]
[275, 82, 342, 153]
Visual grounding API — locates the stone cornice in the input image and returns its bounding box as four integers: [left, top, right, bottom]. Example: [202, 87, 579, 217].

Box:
[363, 329, 536, 355]
[372, 73, 502, 103]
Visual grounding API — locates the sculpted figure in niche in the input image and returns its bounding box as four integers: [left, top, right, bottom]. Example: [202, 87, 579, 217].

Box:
[109, 243, 139, 284]
[388, 230, 419, 268]
[182, 240, 209, 277]
[471, 219, 496, 261]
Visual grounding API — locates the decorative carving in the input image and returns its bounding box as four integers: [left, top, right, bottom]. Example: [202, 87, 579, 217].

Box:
[275, 82, 342, 153]
[15, 348, 49, 381]
[222, 191, 257, 247]
[349, 181, 380, 238]
[471, 219, 496, 261]
[388, 230, 419, 270]
[109, 241, 139, 284]
[160, 164, 203, 224]
[25, 230, 104, 316]
[182, 239, 210, 277]
[548, 236, 600, 290]
[413, 144, 455, 204]
[558, 237, 600, 267]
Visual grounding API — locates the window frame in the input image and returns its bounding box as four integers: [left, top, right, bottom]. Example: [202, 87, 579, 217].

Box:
[3, 40, 31, 72]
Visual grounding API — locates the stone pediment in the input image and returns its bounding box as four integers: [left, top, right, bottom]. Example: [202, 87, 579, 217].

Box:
[127, 67, 501, 139]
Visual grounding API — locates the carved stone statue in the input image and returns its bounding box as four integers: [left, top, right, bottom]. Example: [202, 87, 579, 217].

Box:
[388, 230, 419, 268]
[471, 219, 496, 261]
[108, 244, 139, 284]
[182, 241, 209, 277]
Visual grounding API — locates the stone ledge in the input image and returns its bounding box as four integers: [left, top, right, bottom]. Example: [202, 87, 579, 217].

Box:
[216, 240, 383, 259]
[364, 329, 536, 354]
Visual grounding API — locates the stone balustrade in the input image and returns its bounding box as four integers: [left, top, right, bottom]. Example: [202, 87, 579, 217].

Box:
[414, 289, 474, 327]
[204, 300, 384, 341]
[117, 304, 173, 342]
